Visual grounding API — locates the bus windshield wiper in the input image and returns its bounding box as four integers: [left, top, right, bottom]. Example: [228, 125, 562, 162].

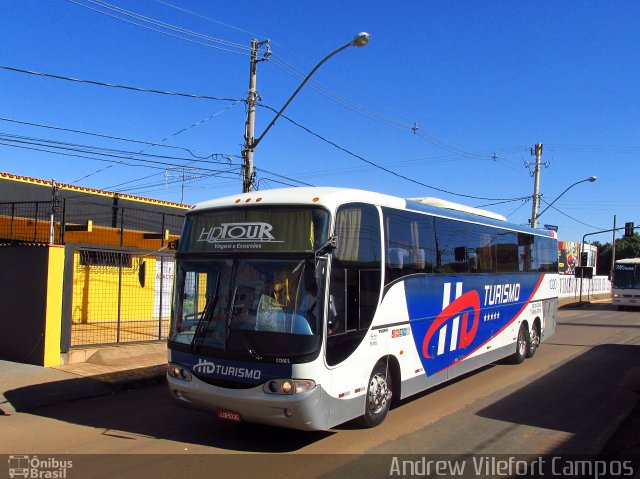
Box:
[226, 287, 263, 361]
[191, 276, 220, 351]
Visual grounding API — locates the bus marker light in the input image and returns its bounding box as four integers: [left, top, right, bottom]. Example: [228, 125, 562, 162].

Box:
[235, 199, 241, 204]
[268, 381, 279, 393]
[245, 198, 252, 203]
[168, 363, 192, 382]
[312, 197, 320, 203]
[256, 197, 262, 202]
[281, 381, 293, 393]
[294, 380, 316, 393]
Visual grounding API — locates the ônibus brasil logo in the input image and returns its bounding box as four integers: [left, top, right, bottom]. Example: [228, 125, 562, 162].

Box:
[8, 455, 73, 478]
[197, 222, 282, 244]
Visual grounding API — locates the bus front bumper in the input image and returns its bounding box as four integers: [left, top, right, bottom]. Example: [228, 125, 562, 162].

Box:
[167, 373, 332, 431]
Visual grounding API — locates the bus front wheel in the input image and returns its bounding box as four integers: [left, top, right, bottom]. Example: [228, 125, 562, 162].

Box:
[360, 360, 392, 428]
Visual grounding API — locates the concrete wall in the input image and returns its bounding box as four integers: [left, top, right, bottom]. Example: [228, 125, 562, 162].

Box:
[558, 274, 611, 300]
[0, 245, 64, 366]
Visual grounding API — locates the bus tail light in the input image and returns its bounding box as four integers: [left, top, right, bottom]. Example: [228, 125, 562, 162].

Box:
[264, 379, 316, 395]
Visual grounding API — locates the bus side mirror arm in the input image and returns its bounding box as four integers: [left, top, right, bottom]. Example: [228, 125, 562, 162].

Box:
[315, 236, 337, 259]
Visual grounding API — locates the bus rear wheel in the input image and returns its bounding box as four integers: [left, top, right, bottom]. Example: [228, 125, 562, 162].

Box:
[526, 322, 540, 358]
[511, 323, 529, 364]
[360, 360, 393, 428]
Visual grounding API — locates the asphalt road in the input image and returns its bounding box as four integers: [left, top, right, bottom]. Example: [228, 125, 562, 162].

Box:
[1, 303, 639, 478]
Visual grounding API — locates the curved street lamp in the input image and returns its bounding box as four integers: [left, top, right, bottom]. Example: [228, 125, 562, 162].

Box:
[242, 32, 370, 192]
[534, 176, 597, 223]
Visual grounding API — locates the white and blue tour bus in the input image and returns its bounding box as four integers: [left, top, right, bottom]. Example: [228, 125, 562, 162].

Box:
[167, 187, 559, 430]
[612, 258, 640, 310]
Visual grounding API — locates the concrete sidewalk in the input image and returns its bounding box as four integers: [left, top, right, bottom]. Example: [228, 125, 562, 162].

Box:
[1, 343, 166, 414]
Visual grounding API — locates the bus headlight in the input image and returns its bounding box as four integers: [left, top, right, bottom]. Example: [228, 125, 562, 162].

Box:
[168, 363, 192, 382]
[264, 379, 316, 395]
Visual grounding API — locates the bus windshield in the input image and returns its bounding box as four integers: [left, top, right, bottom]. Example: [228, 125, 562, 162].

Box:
[613, 262, 640, 289]
[170, 256, 326, 360]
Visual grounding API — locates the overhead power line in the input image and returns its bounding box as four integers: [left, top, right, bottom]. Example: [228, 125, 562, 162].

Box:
[68, 0, 252, 56]
[539, 199, 604, 230]
[257, 103, 527, 202]
[0, 135, 241, 175]
[0, 116, 236, 160]
[254, 167, 314, 188]
[70, 0, 514, 165]
[76, 103, 240, 183]
[268, 55, 494, 161]
[0, 133, 240, 166]
[71, 0, 515, 164]
[0, 65, 242, 102]
[152, 0, 268, 39]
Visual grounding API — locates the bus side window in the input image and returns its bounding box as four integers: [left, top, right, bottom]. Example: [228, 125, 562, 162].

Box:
[383, 208, 435, 284]
[434, 218, 469, 274]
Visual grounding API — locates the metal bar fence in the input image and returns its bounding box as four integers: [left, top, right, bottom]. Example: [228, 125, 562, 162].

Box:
[1, 199, 185, 347]
[0, 201, 53, 244]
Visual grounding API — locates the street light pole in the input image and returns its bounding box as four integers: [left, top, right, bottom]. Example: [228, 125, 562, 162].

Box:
[534, 175, 597, 223]
[241, 32, 370, 193]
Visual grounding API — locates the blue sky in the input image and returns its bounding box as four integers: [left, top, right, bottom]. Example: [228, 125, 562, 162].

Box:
[1, 0, 638, 242]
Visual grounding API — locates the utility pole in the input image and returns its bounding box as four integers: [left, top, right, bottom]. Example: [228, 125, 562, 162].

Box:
[164, 167, 200, 204]
[242, 39, 258, 193]
[529, 143, 543, 228]
[611, 215, 617, 275]
[242, 39, 270, 193]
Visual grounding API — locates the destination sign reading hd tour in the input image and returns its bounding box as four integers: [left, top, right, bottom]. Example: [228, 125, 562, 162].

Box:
[198, 222, 283, 244]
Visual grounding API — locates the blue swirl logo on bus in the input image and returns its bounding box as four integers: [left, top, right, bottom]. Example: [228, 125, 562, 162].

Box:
[405, 275, 542, 376]
[422, 289, 480, 359]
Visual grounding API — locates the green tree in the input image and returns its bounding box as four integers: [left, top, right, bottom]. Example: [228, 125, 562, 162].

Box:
[594, 233, 640, 275]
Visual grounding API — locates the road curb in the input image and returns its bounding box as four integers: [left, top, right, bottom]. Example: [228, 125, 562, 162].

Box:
[1, 364, 167, 414]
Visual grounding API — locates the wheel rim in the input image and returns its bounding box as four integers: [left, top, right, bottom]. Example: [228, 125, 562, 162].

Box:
[518, 329, 527, 356]
[368, 373, 390, 414]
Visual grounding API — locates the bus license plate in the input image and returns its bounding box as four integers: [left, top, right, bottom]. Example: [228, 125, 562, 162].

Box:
[217, 409, 242, 422]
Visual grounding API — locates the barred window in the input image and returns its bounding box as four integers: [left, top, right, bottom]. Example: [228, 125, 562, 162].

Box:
[79, 250, 133, 268]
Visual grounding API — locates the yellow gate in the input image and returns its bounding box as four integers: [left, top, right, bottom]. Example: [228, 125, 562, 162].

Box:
[70, 248, 173, 347]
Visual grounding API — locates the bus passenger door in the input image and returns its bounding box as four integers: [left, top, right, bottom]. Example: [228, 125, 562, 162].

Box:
[325, 203, 382, 366]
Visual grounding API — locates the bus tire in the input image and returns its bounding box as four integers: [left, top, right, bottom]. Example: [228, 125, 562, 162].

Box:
[526, 321, 540, 358]
[510, 323, 529, 364]
[360, 360, 392, 428]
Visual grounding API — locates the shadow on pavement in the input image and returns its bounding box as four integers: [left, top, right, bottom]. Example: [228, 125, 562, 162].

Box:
[476, 344, 640, 453]
[4, 376, 331, 452]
